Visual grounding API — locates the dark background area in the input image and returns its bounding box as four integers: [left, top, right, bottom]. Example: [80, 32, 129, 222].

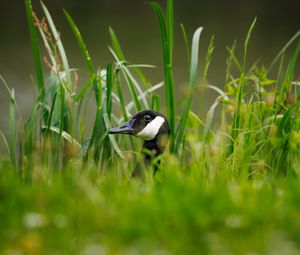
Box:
[0, 0, 299, 148]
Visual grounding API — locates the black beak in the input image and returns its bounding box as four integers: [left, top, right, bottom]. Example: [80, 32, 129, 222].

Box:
[108, 119, 135, 134]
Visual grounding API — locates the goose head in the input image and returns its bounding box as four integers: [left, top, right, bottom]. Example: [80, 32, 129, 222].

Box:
[108, 110, 170, 177]
[108, 110, 170, 142]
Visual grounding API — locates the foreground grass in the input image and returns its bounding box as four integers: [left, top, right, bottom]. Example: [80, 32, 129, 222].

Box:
[1, 161, 300, 255]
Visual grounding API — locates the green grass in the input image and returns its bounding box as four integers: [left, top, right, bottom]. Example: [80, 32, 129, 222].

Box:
[0, 0, 300, 254]
[1, 164, 300, 254]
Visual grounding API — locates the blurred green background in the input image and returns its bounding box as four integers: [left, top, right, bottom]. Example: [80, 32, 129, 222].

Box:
[0, 0, 299, 143]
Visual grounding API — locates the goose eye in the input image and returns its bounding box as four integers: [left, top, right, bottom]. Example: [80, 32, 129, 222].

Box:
[144, 115, 152, 123]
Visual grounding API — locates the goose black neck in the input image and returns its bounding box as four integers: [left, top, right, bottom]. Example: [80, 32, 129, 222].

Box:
[131, 135, 168, 178]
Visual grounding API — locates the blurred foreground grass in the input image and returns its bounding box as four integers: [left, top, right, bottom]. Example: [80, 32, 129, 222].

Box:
[1, 161, 300, 255]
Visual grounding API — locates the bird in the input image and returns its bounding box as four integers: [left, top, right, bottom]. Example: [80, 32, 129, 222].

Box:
[108, 110, 170, 178]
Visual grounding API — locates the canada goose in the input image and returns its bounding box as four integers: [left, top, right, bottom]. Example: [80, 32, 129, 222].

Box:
[108, 110, 170, 178]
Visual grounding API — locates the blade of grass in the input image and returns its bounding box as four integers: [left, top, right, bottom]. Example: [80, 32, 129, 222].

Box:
[115, 72, 129, 120]
[203, 101, 218, 143]
[108, 30, 149, 108]
[151, 1, 175, 152]
[243, 17, 257, 71]
[74, 74, 95, 102]
[150, 94, 161, 112]
[106, 63, 113, 118]
[121, 69, 142, 111]
[269, 29, 300, 71]
[121, 66, 149, 109]
[108, 47, 144, 110]
[175, 26, 203, 151]
[227, 72, 249, 158]
[125, 82, 163, 113]
[64, 9, 99, 103]
[225, 40, 237, 83]
[35, 19, 57, 68]
[0, 75, 22, 119]
[272, 53, 285, 117]
[25, 0, 45, 101]
[64, 9, 95, 75]
[132, 66, 152, 90]
[114, 72, 138, 155]
[9, 88, 16, 164]
[205, 84, 229, 100]
[104, 114, 125, 159]
[286, 40, 300, 80]
[41, 1, 73, 91]
[109, 27, 126, 61]
[0, 130, 10, 157]
[46, 92, 57, 130]
[1, 75, 19, 163]
[83, 101, 101, 161]
[226, 46, 243, 74]
[83, 77, 104, 162]
[180, 23, 191, 72]
[275, 41, 300, 113]
[202, 35, 214, 81]
[95, 70, 103, 112]
[167, 0, 174, 61]
[59, 84, 65, 135]
[41, 125, 81, 148]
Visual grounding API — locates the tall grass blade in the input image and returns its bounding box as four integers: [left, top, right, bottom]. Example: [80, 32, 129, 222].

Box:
[189, 27, 203, 89]
[89, 78, 104, 163]
[276, 41, 300, 112]
[41, 125, 81, 148]
[203, 101, 218, 143]
[121, 69, 142, 111]
[64, 9, 100, 103]
[229, 78, 244, 155]
[180, 23, 191, 72]
[116, 73, 128, 120]
[108, 30, 150, 108]
[151, 95, 158, 111]
[9, 89, 16, 165]
[286, 40, 300, 79]
[109, 27, 126, 61]
[167, 0, 174, 62]
[225, 40, 236, 83]
[226, 21, 258, 157]
[202, 35, 214, 81]
[272, 53, 285, 116]
[25, 0, 45, 101]
[226, 46, 243, 74]
[132, 66, 152, 89]
[41, 1, 73, 91]
[269, 29, 300, 71]
[0, 131, 10, 157]
[74, 74, 95, 102]
[243, 18, 256, 71]
[106, 64, 113, 118]
[1, 74, 19, 164]
[64, 9, 95, 75]
[104, 114, 125, 159]
[83, 104, 101, 161]
[46, 92, 57, 130]
[108, 47, 146, 110]
[175, 27, 203, 151]
[59, 85, 66, 135]
[121, 66, 149, 109]
[125, 82, 163, 113]
[151, 1, 175, 152]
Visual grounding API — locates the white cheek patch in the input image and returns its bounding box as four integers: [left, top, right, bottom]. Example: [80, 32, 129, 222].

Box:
[137, 116, 165, 140]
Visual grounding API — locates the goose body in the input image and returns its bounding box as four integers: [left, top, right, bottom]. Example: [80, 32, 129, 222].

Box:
[108, 110, 170, 177]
